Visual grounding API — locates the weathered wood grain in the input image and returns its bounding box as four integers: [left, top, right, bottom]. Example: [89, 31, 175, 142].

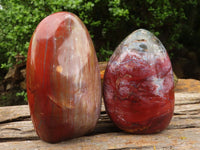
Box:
[1, 92, 199, 124]
[1, 106, 200, 140]
[175, 93, 200, 105]
[175, 79, 200, 93]
[0, 121, 36, 140]
[1, 112, 200, 141]
[0, 105, 30, 123]
[0, 79, 200, 149]
[0, 128, 200, 150]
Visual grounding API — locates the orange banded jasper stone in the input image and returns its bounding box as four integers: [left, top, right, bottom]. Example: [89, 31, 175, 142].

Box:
[103, 29, 174, 134]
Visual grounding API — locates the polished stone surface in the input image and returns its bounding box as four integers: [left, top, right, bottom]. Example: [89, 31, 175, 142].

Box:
[103, 29, 174, 134]
[26, 12, 101, 143]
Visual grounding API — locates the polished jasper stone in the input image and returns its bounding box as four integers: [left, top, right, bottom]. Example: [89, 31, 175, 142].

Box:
[103, 29, 174, 134]
[26, 12, 101, 143]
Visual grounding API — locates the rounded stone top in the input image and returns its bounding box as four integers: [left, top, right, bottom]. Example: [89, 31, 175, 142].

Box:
[122, 29, 166, 54]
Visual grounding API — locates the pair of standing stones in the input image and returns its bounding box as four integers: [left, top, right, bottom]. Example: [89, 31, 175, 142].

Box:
[26, 12, 174, 143]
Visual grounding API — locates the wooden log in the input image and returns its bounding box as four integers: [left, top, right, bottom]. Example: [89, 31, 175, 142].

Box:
[0, 128, 199, 150]
[175, 93, 200, 105]
[0, 121, 37, 140]
[1, 92, 199, 124]
[175, 79, 200, 93]
[0, 105, 30, 123]
[1, 104, 200, 139]
[0, 79, 200, 149]
[1, 112, 200, 141]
